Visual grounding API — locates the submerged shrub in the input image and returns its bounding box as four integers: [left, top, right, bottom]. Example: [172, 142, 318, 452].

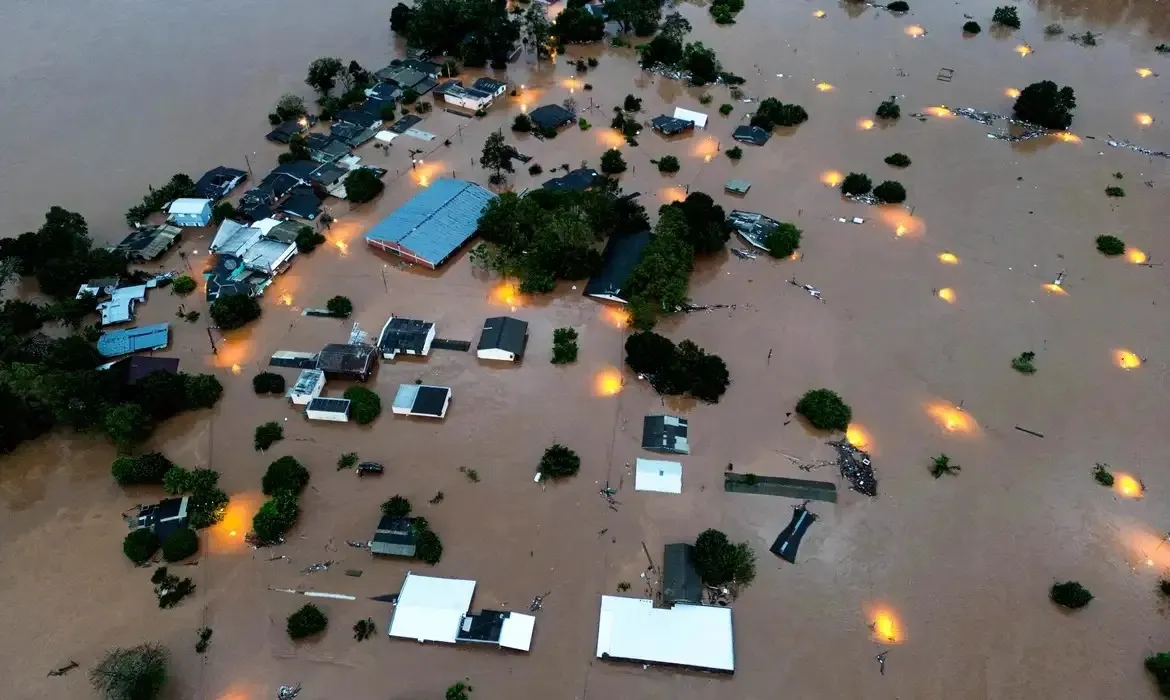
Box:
[963, 21, 981, 34]
[1096, 235, 1125, 256]
[795, 389, 852, 431]
[992, 5, 1020, 28]
[884, 153, 911, 168]
[1050, 581, 1093, 609]
[873, 181, 907, 203]
[840, 173, 872, 196]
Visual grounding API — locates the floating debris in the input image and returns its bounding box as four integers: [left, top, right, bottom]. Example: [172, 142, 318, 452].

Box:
[47, 661, 79, 678]
[300, 560, 335, 574]
[828, 439, 877, 496]
[345, 540, 370, 550]
[731, 248, 758, 260]
[278, 685, 301, 700]
[530, 591, 550, 612]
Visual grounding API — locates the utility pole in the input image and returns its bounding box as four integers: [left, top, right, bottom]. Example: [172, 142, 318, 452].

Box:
[244, 152, 254, 179]
[206, 328, 217, 355]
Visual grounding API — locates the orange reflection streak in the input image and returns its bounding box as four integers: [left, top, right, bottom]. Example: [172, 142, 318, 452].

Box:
[904, 25, 925, 37]
[1114, 349, 1142, 369]
[865, 604, 904, 644]
[1005, 87, 1021, 98]
[845, 424, 872, 451]
[1042, 283, 1067, 296]
[1114, 473, 1144, 498]
[660, 186, 687, 203]
[597, 128, 626, 148]
[1137, 113, 1154, 126]
[1015, 44, 1033, 57]
[213, 335, 253, 371]
[821, 170, 843, 187]
[938, 252, 959, 264]
[936, 287, 956, 303]
[1126, 248, 1148, 264]
[490, 280, 525, 309]
[208, 491, 263, 553]
[601, 306, 631, 328]
[278, 293, 294, 306]
[858, 118, 875, 130]
[595, 367, 623, 396]
[1053, 132, 1081, 143]
[876, 207, 925, 238]
[925, 401, 977, 434]
[927, 105, 953, 118]
[411, 160, 444, 187]
[334, 239, 349, 256]
[815, 82, 835, 92]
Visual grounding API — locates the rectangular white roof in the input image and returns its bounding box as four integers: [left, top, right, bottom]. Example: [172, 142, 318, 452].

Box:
[498, 613, 536, 651]
[168, 198, 212, 214]
[635, 458, 683, 494]
[389, 573, 477, 644]
[596, 596, 734, 671]
[242, 238, 296, 273]
[673, 107, 709, 129]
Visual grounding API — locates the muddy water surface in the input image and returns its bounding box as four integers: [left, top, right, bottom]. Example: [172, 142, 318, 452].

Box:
[2, 0, 1170, 698]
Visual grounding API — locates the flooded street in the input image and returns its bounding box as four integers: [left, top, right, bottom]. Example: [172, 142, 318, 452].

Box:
[3, 0, 1170, 698]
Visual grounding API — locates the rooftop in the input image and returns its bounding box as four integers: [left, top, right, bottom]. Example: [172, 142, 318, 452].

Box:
[315, 343, 376, 378]
[596, 596, 734, 672]
[378, 317, 434, 354]
[392, 384, 452, 418]
[371, 516, 418, 557]
[307, 397, 351, 414]
[168, 198, 211, 215]
[642, 415, 689, 454]
[529, 104, 576, 130]
[193, 166, 247, 200]
[635, 458, 683, 494]
[662, 543, 703, 605]
[471, 77, 507, 94]
[457, 610, 536, 651]
[114, 224, 183, 261]
[477, 316, 528, 356]
[541, 167, 600, 192]
[582, 231, 651, 303]
[388, 573, 477, 644]
[651, 115, 695, 135]
[97, 323, 170, 358]
[364, 179, 496, 267]
[672, 107, 708, 129]
[732, 124, 771, 146]
[104, 355, 181, 385]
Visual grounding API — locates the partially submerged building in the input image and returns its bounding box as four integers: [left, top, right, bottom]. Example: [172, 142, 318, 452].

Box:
[97, 323, 170, 358]
[193, 166, 247, 200]
[662, 543, 704, 605]
[166, 198, 213, 227]
[210, 219, 299, 277]
[134, 496, 190, 541]
[114, 224, 182, 262]
[582, 231, 651, 304]
[306, 397, 351, 422]
[476, 316, 528, 362]
[100, 355, 181, 386]
[634, 458, 683, 494]
[732, 125, 770, 146]
[650, 115, 696, 136]
[377, 316, 436, 360]
[642, 415, 689, 454]
[529, 104, 576, 131]
[596, 595, 734, 672]
[304, 133, 352, 164]
[364, 179, 496, 269]
[203, 254, 273, 301]
[388, 573, 536, 651]
[727, 210, 779, 251]
[370, 516, 419, 557]
[266, 119, 309, 144]
[672, 107, 708, 130]
[315, 343, 376, 381]
[392, 384, 452, 418]
[541, 168, 600, 192]
[286, 369, 326, 405]
[97, 284, 147, 326]
[434, 80, 497, 111]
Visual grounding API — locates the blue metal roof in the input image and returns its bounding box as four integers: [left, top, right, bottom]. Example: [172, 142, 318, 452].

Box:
[364, 179, 496, 266]
[97, 323, 171, 358]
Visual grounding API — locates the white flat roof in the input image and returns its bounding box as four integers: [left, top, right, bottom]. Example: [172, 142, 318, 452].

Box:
[389, 573, 477, 644]
[596, 596, 734, 671]
[243, 238, 296, 273]
[168, 198, 211, 214]
[635, 458, 683, 494]
[498, 613, 537, 651]
[673, 107, 709, 129]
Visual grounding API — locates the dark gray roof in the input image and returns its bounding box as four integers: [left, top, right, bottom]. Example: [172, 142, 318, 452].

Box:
[642, 415, 689, 454]
[529, 104, 575, 130]
[651, 115, 695, 136]
[434, 79, 463, 96]
[456, 610, 510, 644]
[662, 543, 703, 605]
[583, 231, 651, 302]
[389, 114, 422, 134]
[115, 225, 182, 261]
[279, 187, 322, 220]
[305, 134, 351, 162]
[472, 77, 507, 93]
[542, 168, 600, 192]
[732, 125, 771, 145]
[194, 166, 247, 200]
[112, 356, 181, 385]
[412, 386, 450, 417]
[136, 497, 189, 541]
[204, 255, 269, 301]
[308, 397, 351, 414]
[265, 120, 307, 144]
[378, 317, 434, 354]
[315, 343, 375, 378]
[334, 109, 381, 129]
[371, 516, 418, 556]
[367, 82, 401, 102]
[477, 316, 528, 357]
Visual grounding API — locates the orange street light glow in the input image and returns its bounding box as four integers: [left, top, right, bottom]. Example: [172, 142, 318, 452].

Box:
[895, 224, 908, 237]
[904, 25, 925, 37]
[846, 424, 872, 451]
[491, 281, 524, 308]
[334, 239, 349, 256]
[1042, 283, 1068, 295]
[210, 491, 263, 552]
[279, 293, 293, 306]
[927, 105, 953, 118]
[821, 170, 844, 187]
[865, 605, 904, 643]
[1114, 349, 1142, 369]
[231, 363, 242, 375]
[597, 128, 626, 148]
[1053, 132, 1081, 143]
[1113, 473, 1143, 498]
[1005, 87, 1021, 98]
[1137, 68, 1153, 78]
[602, 306, 631, 328]
[813, 9, 826, 18]
[1126, 248, 1148, 264]
[1015, 44, 1033, 57]
[661, 186, 687, 203]
[926, 401, 977, 434]
[816, 82, 835, 92]
[1137, 113, 1154, 126]
[937, 288, 956, 303]
[595, 368, 623, 396]
[938, 252, 959, 264]
[859, 118, 875, 130]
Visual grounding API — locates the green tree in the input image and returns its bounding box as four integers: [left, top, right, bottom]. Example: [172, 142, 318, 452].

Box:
[600, 148, 627, 174]
[89, 643, 168, 700]
[639, 34, 683, 67]
[134, 370, 189, 421]
[750, 97, 809, 130]
[209, 294, 261, 330]
[345, 168, 384, 203]
[1013, 80, 1076, 130]
[875, 96, 900, 120]
[184, 374, 224, 409]
[873, 181, 907, 203]
[795, 389, 852, 431]
[112, 453, 174, 486]
[659, 11, 691, 41]
[555, 6, 605, 43]
[725, 146, 743, 160]
[1096, 234, 1125, 256]
[963, 20, 981, 33]
[390, 2, 414, 33]
[608, 0, 661, 35]
[764, 222, 802, 259]
[254, 422, 284, 451]
[1050, 581, 1093, 609]
[481, 131, 515, 184]
[680, 41, 720, 85]
[992, 5, 1020, 28]
[1145, 653, 1170, 697]
[661, 192, 731, 254]
[884, 153, 911, 168]
[624, 209, 695, 317]
[252, 372, 286, 395]
[693, 528, 756, 586]
[512, 114, 533, 132]
[252, 489, 300, 543]
[676, 340, 731, 402]
[123, 529, 160, 565]
[446, 681, 473, 700]
[1011, 351, 1036, 374]
[344, 386, 382, 424]
[551, 327, 579, 364]
[709, 0, 745, 24]
[326, 295, 353, 317]
[538, 443, 581, 479]
[306, 57, 344, 96]
[162, 528, 199, 562]
[930, 453, 961, 478]
[416, 527, 444, 564]
[382, 495, 412, 518]
[523, 3, 553, 57]
[657, 155, 680, 173]
[263, 456, 310, 496]
[275, 94, 307, 121]
[104, 403, 153, 451]
[287, 603, 328, 639]
[171, 276, 196, 295]
[840, 173, 872, 196]
[625, 331, 677, 377]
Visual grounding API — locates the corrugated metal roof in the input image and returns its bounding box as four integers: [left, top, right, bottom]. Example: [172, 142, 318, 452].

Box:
[365, 180, 495, 266]
[97, 323, 170, 358]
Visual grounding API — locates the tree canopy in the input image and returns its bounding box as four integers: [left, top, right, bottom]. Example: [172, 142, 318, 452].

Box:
[252, 489, 300, 544]
[287, 603, 328, 639]
[538, 443, 581, 479]
[693, 529, 756, 587]
[659, 192, 732, 254]
[162, 527, 199, 562]
[89, 643, 169, 700]
[624, 331, 730, 402]
[607, 0, 662, 35]
[1013, 80, 1076, 130]
[0, 206, 128, 299]
[344, 386, 382, 424]
[399, 0, 519, 67]
[345, 168, 384, 203]
[750, 97, 809, 130]
[262, 456, 310, 496]
[555, 6, 605, 43]
[795, 389, 852, 431]
[481, 131, 515, 184]
[623, 207, 695, 327]
[764, 222, 802, 259]
[210, 294, 261, 330]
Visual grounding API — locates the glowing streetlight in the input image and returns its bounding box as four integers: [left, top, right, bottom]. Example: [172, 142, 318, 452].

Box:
[1114, 473, 1143, 498]
[938, 252, 959, 264]
[925, 401, 977, 434]
[858, 118, 875, 130]
[1015, 44, 1033, 57]
[1137, 68, 1153, 78]
[904, 25, 925, 37]
[846, 424, 872, 451]
[936, 288, 955, 303]
[1005, 87, 1021, 98]
[820, 170, 843, 187]
[813, 10, 826, 18]
[815, 82, 835, 92]
[1114, 349, 1142, 369]
[1137, 113, 1154, 126]
[1126, 248, 1148, 264]
[595, 368, 623, 396]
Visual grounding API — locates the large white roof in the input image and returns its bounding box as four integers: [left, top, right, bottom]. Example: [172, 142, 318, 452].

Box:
[596, 596, 734, 671]
[389, 573, 477, 643]
[673, 107, 709, 129]
[635, 458, 683, 494]
[168, 198, 211, 214]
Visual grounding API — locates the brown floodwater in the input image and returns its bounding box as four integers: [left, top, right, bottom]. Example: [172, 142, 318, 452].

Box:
[3, 0, 1170, 698]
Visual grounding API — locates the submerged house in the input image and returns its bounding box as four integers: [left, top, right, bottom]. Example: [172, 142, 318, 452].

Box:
[377, 316, 436, 360]
[541, 168, 600, 192]
[203, 255, 272, 301]
[650, 115, 695, 137]
[100, 355, 180, 386]
[727, 210, 779, 251]
[732, 125, 770, 146]
[304, 133, 352, 164]
[388, 573, 536, 651]
[114, 224, 182, 262]
[315, 343, 376, 381]
[266, 119, 309, 144]
[134, 496, 190, 540]
[634, 458, 683, 494]
[672, 107, 709, 130]
[582, 231, 651, 304]
[194, 166, 247, 200]
[306, 397, 351, 422]
[662, 543, 704, 606]
[476, 316, 528, 362]
[435, 81, 497, 111]
[596, 595, 734, 672]
[210, 219, 298, 277]
[287, 369, 326, 405]
[392, 384, 452, 418]
[642, 415, 689, 454]
[97, 323, 170, 358]
[166, 198, 213, 227]
[364, 179, 496, 269]
[370, 516, 419, 557]
[529, 104, 576, 131]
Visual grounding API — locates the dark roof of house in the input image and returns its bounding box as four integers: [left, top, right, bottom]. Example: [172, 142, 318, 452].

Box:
[529, 104, 575, 129]
[364, 179, 496, 266]
[413, 386, 450, 417]
[400, 58, 442, 75]
[115, 225, 182, 261]
[389, 114, 422, 134]
[236, 199, 274, 223]
[732, 125, 771, 145]
[434, 79, 463, 96]
[335, 109, 381, 129]
[542, 168, 600, 192]
[137, 497, 189, 541]
[305, 133, 352, 161]
[267, 220, 305, 244]
[279, 187, 322, 220]
[378, 317, 434, 354]
[371, 516, 418, 556]
[582, 231, 652, 302]
[478, 316, 528, 357]
[265, 120, 307, 144]
[329, 120, 379, 148]
[456, 610, 510, 643]
[315, 343, 376, 377]
[111, 356, 181, 385]
[204, 255, 269, 301]
[642, 414, 689, 454]
[651, 115, 695, 136]
[358, 96, 393, 118]
[307, 397, 351, 414]
[367, 82, 401, 102]
[310, 163, 348, 187]
[663, 543, 704, 604]
[472, 77, 507, 93]
[194, 166, 248, 200]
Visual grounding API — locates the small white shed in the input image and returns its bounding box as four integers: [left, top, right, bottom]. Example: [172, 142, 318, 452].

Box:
[673, 107, 709, 130]
[287, 369, 325, 405]
[306, 397, 350, 422]
[635, 458, 683, 494]
[167, 198, 214, 227]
